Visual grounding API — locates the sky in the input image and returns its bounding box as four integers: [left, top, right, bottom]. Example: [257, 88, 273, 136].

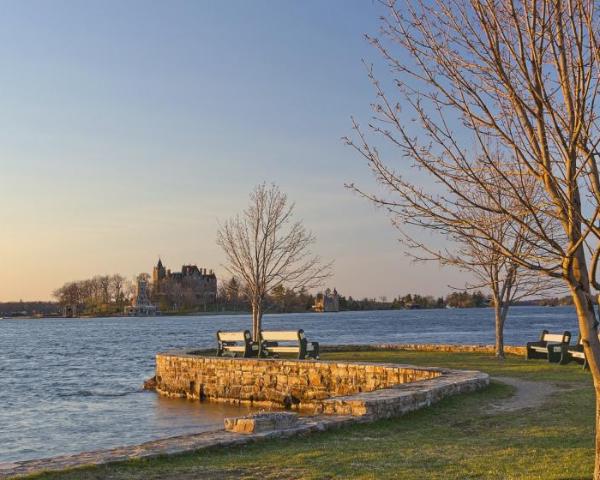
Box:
[0, 0, 469, 301]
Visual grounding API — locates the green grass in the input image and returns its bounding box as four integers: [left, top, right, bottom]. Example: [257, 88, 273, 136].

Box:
[25, 351, 596, 480]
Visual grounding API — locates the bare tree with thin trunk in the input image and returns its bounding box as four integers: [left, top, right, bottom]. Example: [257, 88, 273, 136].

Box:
[110, 274, 126, 307]
[347, 150, 561, 358]
[446, 222, 561, 359]
[347, 0, 600, 474]
[217, 183, 332, 340]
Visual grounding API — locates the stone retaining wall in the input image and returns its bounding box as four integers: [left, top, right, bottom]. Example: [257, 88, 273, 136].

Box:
[371, 343, 526, 356]
[155, 351, 442, 409]
[1, 349, 490, 479]
[187, 343, 527, 357]
[155, 350, 488, 416]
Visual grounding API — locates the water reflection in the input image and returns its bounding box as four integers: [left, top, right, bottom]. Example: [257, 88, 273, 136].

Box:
[152, 395, 258, 431]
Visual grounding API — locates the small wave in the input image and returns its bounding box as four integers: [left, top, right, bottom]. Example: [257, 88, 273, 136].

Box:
[57, 389, 142, 398]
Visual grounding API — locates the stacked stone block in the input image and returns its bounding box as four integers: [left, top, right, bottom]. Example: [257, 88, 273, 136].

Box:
[224, 412, 298, 434]
[155, 351, 442, 411]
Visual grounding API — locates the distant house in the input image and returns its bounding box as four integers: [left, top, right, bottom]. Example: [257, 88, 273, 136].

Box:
[313, 288, 340, 313]
[63, 304, 78, 318]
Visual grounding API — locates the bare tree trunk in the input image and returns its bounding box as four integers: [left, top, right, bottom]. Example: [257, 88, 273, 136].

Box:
[568, 249, 600, 479]
[594, 385, 600, 480]
[251, 300, 262, 342]
[494, 303, 505, 360]
[572, 287, 600, 480]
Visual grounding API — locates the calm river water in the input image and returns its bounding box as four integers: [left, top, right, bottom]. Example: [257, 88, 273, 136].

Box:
[0, 306, 580, 463]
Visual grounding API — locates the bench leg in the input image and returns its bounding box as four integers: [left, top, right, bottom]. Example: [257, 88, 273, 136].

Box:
[559, 352, 571, 365]
[299, 341, 307, 360]
[548, 349, 561, 363]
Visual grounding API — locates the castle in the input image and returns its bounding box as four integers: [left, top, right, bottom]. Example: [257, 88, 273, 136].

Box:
[152, 259, 217, 309]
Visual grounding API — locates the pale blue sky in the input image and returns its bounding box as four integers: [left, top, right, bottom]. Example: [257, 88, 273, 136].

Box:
[0, 0, 466, 300]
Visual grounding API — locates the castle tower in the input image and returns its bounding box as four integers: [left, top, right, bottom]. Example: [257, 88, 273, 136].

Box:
[152, 258, 166, 285]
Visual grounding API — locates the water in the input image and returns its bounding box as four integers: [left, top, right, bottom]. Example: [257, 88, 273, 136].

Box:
[0, 306, 580, 463]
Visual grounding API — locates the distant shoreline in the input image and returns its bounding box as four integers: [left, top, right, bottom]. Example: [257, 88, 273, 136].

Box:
[0, 310, 251, 320]
[0, 304, 577, 321]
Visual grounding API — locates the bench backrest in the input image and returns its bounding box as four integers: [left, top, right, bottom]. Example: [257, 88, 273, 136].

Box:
[541, 331, 571, 343]
[217, 330, 251, 342]
[260, 330, 305, 342]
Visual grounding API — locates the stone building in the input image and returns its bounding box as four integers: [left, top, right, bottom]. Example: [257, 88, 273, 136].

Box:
[152, 258, 217, 309]
[313, 288, 340, 312]
[125, 274, 157, 316]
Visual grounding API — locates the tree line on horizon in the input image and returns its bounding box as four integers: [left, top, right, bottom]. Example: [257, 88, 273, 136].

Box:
[52, 275, 130, 315]
[47, 271, 574, 317]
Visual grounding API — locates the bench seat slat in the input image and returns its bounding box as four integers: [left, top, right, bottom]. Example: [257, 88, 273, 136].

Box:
[543, 334, 567, 342]
[264, 346, 302, 353]
[260, 331, 301, 341]
[222, 346, 247, 352]
[218, 331, 248, 341]
[530, 346, 550, 352]
[265, 343, 314, 353]
[221, 345, 258, 353]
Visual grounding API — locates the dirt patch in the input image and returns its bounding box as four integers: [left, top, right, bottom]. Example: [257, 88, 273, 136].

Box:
[491, 376, 574, 412]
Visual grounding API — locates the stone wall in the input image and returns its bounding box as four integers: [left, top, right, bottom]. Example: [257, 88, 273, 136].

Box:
[154, 350, 488, 415]
[188, 343, 527, 357]
[155, 351, 442, 410]
[372, 343, 527, 356]
[1, 352, 490, 478]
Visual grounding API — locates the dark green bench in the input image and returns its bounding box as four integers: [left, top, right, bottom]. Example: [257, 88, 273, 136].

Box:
[258, 329, 319, 360]
[559, 333, 599, 369]
[216, 330, 258, 358]
[526, 330, 571, 363]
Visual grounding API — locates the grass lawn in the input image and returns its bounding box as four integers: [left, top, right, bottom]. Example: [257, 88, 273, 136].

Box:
[25, 350, 595, 480]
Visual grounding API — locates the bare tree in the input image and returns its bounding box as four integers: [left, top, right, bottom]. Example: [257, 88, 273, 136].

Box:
[53, 281, 82, 307]
[110, 274, 126, 306]
[217, 183, 331, 340]
[97, 275, 111, 306]
[348, 0, 600, 473]
[348, 152, 560, 358]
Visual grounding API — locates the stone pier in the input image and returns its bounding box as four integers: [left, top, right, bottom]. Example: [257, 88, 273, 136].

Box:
[154, 350, 489, 418]
[0, 348, 490, 478]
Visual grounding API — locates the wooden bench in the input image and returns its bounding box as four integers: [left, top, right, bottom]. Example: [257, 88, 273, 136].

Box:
[258, 330, 319, 360]
[526, 329, 571, 363]
[216, 330, 258, 358]
[560, 333, 600, 369]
